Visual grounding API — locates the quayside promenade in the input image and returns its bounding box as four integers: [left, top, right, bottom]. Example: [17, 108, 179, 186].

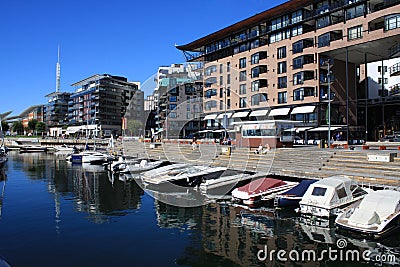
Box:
[123, 141, 400, 188]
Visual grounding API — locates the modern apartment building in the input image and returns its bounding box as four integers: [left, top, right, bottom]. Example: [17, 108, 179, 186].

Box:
[177, 0, 400, 145]
[155, 64, 203, 139]
[43, 92, 71, 136]
[67, 74, 139, 137]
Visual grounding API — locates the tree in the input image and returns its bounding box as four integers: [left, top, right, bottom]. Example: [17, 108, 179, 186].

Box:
[127, 119, 143, 136]
[35, 122, 46, 134]
[28, 119, 38, 131]
[12, 121, 23, 135]
[1, 121, 9, 132]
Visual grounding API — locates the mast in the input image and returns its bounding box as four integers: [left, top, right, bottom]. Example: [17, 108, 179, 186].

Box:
[56, 45, 61, 93]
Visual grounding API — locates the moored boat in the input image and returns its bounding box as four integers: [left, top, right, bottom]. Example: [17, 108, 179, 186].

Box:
[66, 151, 113, 164]
[335, 189, 400, 238]
[141, 164, 226, 187]
[19, 145, 47, 153]
[274, 179, 317, 208]
[231, 178, 298, 206]
[299, 176, 369, 218]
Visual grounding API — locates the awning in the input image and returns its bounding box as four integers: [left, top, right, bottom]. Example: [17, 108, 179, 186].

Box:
[66, 126, 81, 134]
[213, 129, 225, 133]
[284, 127, 313, 132]
[269, 107, 290, 117]
[308, 126, 342, 132]
[291, 105, 316, 114]
[232, 111, 250, 118]
[203, 114, 218, 120]
[197, 130, 212, 133]
[249, 109, 269, 117]
[217, 113, 233, 119]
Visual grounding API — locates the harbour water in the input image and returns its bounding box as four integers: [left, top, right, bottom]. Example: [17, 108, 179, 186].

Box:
[0, 152, 398, 267]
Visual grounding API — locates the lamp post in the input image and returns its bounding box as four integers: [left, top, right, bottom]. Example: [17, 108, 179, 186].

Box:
[224, 85, 227, 139]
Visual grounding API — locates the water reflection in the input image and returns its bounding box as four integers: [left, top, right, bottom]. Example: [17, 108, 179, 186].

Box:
[0, 169, 6, 220]
[154, 201, 399, 267]
[11, 152, 144, 224]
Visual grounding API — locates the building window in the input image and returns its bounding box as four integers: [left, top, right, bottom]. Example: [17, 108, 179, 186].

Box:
[169, 96, 177, 102]
[187, 104, 191, 111]
[205, 89, 217, 98]
[220, 64, 223, 73]
[348, 25, 363, 40]
[251, 93, 267, 106]
[220, 76, 224, 85]
[294, 88, 316, 101]
[291, 25, 303, 37]
[220, 100, 224, 110]
[251, 52, 267, 65]
[278, 92, 287, 104]
[239, 71, 247, 82]
[239, 57, 247, 69]
[378, 78, 388, 84]
[227, 74, 231, 84]
[227, 99, 231, 109]
[205, 65, 217, 76]
[318, 33, 330, 48]
[277, 46, 286, 59]
[251, 53, 259, 65]
[251, 81, 259, 92]
[293, 57, 303, 69]
[291, 10, 303, 24]
[278, 76, 287, 89]
[239, 84, 246, 95]
[277, 61, 287, 74]
[293, 71, 314, 85]
[316, 16, 330, 29]
[169, 104, 177, 110]
[227, 62, 230, 72]
[205, 77, 217, 88]
[346, 5, 364, 20]
[227, 87, 230, 97]
[378, 66, 388, 73]
[239, 97, 247, 108]
[385, 14, 400, 31]
[205, 100, 217, 111]
[169, 112, 177, 118]
[220, 88, 223, 98]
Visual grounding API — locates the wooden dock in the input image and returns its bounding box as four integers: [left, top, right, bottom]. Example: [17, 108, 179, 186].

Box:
[123, 141, 399, 188]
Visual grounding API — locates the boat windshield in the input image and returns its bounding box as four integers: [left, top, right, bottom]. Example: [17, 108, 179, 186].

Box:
[311, 187, 327, 196]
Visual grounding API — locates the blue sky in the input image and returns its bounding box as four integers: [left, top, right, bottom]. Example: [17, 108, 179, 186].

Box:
[0, 0, 286, 116]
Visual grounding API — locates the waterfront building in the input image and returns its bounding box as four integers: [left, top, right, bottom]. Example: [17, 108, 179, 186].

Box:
[124, 87, 145, 136]
[155, 63, 203, 139]
[177, 0, 400, 146]
[43, 92, 71, 137]
[68, 74, 139, 137]
[21, 105, 44, 133]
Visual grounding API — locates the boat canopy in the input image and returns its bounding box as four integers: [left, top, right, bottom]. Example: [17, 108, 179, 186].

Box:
[281, 179, 317, 196]
[301, 176, 354, 207]
[348, 190, 400, 226]
[237, 178, 285, 195]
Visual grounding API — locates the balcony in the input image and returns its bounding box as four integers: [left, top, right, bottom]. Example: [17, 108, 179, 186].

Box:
[390, 62, 400, 76]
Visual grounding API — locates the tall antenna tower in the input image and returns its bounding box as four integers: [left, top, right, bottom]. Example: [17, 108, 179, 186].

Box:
[56, 45, 61, 92]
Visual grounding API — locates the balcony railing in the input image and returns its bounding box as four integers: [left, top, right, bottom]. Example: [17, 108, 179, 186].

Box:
[390, 62, 400, 76]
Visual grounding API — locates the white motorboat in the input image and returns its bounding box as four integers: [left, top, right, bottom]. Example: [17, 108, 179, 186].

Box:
[199, 170, 256, 192]
[231, 178, 298, 205]
[299, 176, 369, 218]
[335, 189, 400, 238]
[66, 151, 113, 164]
[141, 164, 226, 187]
[125, 160, 164, 173]
[54, 144, 75, 153]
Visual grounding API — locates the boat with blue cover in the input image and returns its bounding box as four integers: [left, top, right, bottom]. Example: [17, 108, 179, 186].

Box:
[274, 179, 317, 208]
